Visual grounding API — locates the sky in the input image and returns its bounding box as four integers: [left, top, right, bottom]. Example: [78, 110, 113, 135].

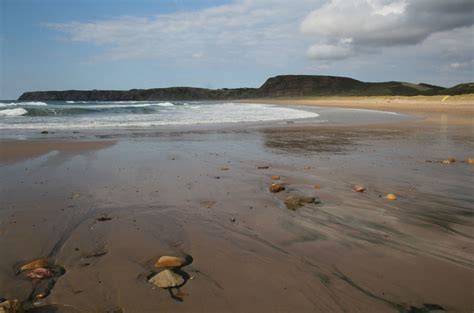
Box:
[1, 0, 473, 99]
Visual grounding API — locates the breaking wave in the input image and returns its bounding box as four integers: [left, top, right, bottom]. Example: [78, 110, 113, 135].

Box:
[0, 108, 28, 116]
[0, 101, 47, 107]
[0, 101, 321, 129]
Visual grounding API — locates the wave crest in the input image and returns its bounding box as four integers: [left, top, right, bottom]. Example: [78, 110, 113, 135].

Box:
[0, 108, 28, 116]
[0, 101, 47, 107]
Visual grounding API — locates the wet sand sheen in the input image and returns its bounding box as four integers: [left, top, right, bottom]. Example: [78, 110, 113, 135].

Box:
[0, 140, 115, 163]
[0, 108, 473, 312]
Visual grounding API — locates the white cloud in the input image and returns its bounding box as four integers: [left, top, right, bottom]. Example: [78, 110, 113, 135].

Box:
[47, 0, 319, 63]
[368, 0, 407, 16]
[446, 60, 474, 71]
[192, 52, 204, 59]
[43, 0, 473, 86]
[306, 43, 354, 60]
[301, 0, 474, 60]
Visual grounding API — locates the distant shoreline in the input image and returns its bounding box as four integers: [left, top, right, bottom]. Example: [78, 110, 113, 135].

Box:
[240, 94, 474, 116]
[17, 75, 474, 101]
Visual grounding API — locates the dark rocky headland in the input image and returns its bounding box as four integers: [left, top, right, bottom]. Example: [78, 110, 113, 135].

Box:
[18, 75, 474, 101]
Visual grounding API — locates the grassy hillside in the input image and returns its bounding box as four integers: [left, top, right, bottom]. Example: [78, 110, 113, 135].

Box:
[256, 75, 456, 97]
[18, 75, 473, 101]
[442, 83, 474, 95]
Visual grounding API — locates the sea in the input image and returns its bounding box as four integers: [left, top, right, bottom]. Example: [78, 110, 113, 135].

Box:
[0, 100, 320, 130]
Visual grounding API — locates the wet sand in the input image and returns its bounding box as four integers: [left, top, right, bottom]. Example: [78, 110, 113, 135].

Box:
[0, 102, 473, 313]
[0, 140, 115, 163]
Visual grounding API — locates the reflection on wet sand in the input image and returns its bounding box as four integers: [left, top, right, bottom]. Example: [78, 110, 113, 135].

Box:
[261, 126, 409, 154]
[0, 140, 115, 163]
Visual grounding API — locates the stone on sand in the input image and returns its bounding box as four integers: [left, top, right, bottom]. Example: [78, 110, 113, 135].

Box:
[284, 195, 301, 210]
[154, 256, 186, 268]
[0, 299, 23, 313]
[97, 216, 112, 222]
[269, 183, 285, 193]
[466, 158, 474, 164]
[353, 185, 366, 192]
[148, 270, 184, 288]
[271, 175, 281, 180]
[26, 268, 54, 280]
[34, 291, 50, 300]
[284, 195, 319, 210]
[20, 259, 49, 272]
[386, 193, 397, 201]
[442, 157, 456, 164]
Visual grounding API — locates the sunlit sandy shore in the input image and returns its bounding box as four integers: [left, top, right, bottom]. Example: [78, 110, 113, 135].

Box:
[243, 94, 474, 117]
[0, 101, 472, 313]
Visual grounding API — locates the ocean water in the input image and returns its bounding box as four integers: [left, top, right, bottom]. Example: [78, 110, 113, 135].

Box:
[0, 101, 320, 129]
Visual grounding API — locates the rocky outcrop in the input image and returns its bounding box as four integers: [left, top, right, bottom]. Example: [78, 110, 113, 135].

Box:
[18, 75, 473, 101]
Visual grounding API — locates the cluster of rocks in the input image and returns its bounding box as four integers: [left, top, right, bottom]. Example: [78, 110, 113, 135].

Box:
[426, 157, 474, 164]
[268, 177, 321, 211]
[0, 299, 22, 313]
[269, 174, 401, 212]
[1, 254, 193, 312]
[148, 255, 192, 301]
[1, 259, 66, 312]
[353, 185, 398, 200]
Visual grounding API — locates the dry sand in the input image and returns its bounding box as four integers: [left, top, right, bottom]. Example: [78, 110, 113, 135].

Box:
[243, 94, 474, 114]
[0, 97, 473, 313]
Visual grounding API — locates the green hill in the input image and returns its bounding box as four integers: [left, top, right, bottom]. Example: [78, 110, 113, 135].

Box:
[18, 75, 473, 101]
[442, 83, 474, 95]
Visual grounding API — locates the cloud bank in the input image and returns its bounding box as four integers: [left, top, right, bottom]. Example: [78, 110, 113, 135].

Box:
[47, 0, 315, 63]
[45, 0, 473, 85]
[301, 0, 474, 60]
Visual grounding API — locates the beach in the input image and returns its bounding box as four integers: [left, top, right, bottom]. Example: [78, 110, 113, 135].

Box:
[0, 97, 473, 313]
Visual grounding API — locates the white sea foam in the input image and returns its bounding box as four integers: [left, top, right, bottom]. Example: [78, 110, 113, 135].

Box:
[72, 102, 175, 109]
[0, 101, 47, 107]
[0, 108, 28, 117]
[0, 103, 319, 129]
[156, 102, 174, 107]
[106, 101, 140, 104]
[66, 101, 75, 104]
[21, 101, 47, 106]
[339, 108, 401, 115]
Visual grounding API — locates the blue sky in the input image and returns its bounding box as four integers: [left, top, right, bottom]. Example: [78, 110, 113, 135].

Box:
[1, 0, 473, 99]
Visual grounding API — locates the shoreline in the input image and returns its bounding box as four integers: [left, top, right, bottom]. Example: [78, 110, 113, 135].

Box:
[240, 95, 474, 127]
[239, 94, 474, 114]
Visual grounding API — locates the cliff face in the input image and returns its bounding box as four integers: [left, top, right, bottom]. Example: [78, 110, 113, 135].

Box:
[18, 75, 473, 101]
